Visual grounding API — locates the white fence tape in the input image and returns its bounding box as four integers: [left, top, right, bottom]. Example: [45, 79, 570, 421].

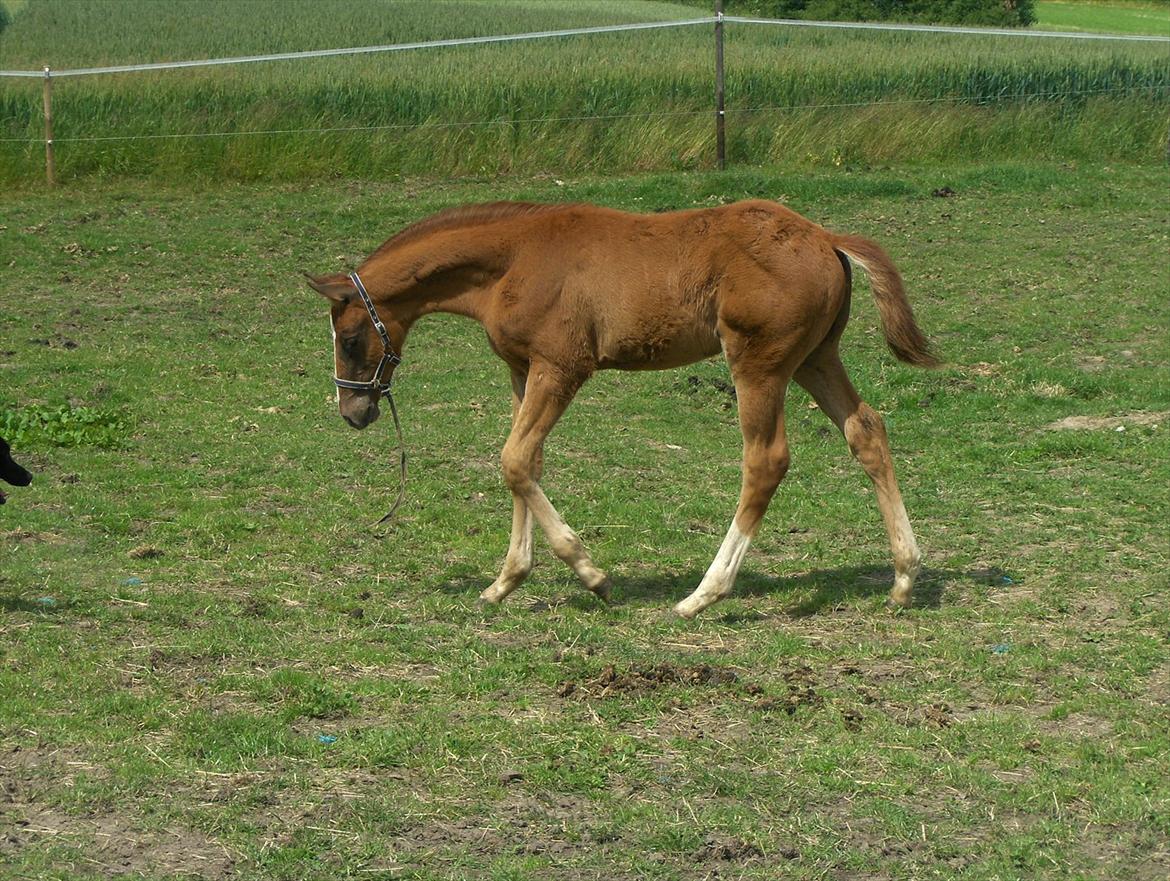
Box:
[0, 14, 1166, 79]
[724, 16, 1170, 42]
[0, 18, 712, 78]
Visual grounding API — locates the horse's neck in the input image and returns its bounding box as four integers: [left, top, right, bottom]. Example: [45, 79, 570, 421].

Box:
[370, 229, 510, 324]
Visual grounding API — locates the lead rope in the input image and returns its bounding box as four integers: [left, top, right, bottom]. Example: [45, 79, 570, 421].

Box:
[374, 387, 408, 529]
[343, 270, 408, 531]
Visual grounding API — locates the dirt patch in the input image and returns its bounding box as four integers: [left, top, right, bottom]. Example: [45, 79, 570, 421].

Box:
[753, 664, 821, 715]
[1043, 411, 1168, 431]
[965, 361, 1000, 377]
[1033, 710, 1114, 741]
[691, 833, 767, 862]
[922, 703, 955, 728]
[390, 791, 597, 862]
[1, 529, 67, 544]
[1141, 662, 1170, 707]
[0, 744, 95, 776]
[1075, 821, 1170, 881]
[1076, 354, 1108, 373]
[554, 658, 969, 730]
[2, 804, 235, 878]
[686, 374, 737, 399]
[0, 746, 235, 878]
[556, 662, 741, 699]
[832, 658, 915, 684]
[387, 787, 803, 878]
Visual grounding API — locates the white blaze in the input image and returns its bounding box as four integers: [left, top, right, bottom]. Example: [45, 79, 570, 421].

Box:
[330, 314, 339, 404]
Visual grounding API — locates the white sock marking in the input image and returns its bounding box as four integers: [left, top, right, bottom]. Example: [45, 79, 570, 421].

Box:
[675, 521, 753, 618]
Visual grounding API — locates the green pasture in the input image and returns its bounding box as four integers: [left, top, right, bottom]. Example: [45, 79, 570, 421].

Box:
[1036, 0, 1170, 35]
[0, 0, 1167, 182]
[1, 160, 1168, 879]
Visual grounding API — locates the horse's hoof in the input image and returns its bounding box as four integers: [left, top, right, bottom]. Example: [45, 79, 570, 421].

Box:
[589, 578, 613, 605]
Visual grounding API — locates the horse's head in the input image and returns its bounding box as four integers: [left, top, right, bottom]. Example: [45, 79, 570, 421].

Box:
[307, 272, 404, 430]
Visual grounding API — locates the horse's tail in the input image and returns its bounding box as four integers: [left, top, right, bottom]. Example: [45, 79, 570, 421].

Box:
[831, 233, 940, 368]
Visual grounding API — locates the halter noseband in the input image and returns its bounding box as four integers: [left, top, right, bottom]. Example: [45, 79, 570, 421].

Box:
[333, 270, 407, 527]
[333, 271, 401, 396]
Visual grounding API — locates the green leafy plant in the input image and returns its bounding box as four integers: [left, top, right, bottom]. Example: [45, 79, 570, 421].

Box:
[0, 403, 131, 448]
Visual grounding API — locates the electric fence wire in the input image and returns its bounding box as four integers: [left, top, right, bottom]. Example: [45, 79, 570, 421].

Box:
[0, 86, 1164, 144]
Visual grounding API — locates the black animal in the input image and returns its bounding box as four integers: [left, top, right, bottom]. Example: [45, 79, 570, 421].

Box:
[0, 437, 32, 504]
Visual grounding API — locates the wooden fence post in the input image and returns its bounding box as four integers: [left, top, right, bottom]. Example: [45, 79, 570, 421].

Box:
[42, 66, 55, 186]
[715, 1, 726, 170]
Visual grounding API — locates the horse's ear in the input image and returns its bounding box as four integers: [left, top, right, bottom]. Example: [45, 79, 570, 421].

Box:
[303, 271, 356, 304]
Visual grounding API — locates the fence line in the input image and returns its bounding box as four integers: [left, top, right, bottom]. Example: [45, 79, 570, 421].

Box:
[723, 16, 1170, 42]
[1, 86, 1159, 146]
[2, 11, 1167, 182]
[0, 13, 1166, 79]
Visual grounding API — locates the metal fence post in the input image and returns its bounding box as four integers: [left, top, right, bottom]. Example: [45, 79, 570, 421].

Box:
[42, 66, 55, 185]
[715, 1, 726, 170]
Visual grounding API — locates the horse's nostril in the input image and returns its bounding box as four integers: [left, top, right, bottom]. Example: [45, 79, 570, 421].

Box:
[344, 414, 362, 429]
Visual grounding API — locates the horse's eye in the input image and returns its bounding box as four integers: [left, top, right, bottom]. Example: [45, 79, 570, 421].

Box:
[341, 336, 360, 354]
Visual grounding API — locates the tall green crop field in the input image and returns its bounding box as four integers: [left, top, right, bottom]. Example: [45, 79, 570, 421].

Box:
[0, 0, 1167, 182]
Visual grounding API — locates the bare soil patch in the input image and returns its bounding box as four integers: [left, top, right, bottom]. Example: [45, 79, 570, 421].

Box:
[556, 662, 741, 699]
[1076, 822, 1170, 881]
[1, 746, 235, 878]
[1142, 662, 1170, 707]
[1, 529, 67, 544]
[1044, 411, 1168, 431]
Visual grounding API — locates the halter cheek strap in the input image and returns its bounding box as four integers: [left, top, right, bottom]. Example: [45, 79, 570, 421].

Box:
[333, 271, 407, 528]
[333, 272, 401, 395]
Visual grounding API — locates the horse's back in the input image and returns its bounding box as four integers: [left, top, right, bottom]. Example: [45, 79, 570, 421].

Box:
[497, 200, 848, 372]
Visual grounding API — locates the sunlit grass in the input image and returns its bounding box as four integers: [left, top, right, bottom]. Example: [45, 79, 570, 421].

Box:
[1, 160, 1167, 878]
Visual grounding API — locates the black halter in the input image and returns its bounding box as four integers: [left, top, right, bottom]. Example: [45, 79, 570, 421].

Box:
[333, 272, 401, 395]
[334, 271, 407, 527]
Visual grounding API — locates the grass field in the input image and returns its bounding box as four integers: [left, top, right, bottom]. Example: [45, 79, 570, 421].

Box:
[0, 0, 1167, 182]
[1, 159, 1168, 879]
[1036, 0, 1170, 35]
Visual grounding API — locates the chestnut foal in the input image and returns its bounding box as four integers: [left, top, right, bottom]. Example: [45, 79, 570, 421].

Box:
[308, 200, 938, 618]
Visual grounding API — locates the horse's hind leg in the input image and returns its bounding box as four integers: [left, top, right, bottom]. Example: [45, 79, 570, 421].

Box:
[480, 370, 536, 604]
[488, 365, 611, 604]
[675, 371, 791, 619]
[795, 351, 922, 607]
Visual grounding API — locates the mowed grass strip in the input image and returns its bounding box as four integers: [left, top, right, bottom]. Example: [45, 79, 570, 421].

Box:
[0, 160, 1167, 879]
[1, 0, 1167, 181]
[1035, 0, 1170, 35]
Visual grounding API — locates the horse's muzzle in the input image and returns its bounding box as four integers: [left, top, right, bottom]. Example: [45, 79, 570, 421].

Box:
[342, 400, 380, 430]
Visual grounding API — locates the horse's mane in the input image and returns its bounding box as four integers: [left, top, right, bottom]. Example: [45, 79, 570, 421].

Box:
[364, 201, 575, 263]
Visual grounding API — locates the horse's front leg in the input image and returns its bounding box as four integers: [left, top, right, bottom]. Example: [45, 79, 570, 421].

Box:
[675, 369, 791, 619]
[479, 495, 535, 604]
[481, 370, 536, 604]
[489, 364, 611, 604]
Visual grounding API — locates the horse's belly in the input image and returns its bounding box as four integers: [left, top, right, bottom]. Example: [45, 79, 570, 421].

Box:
[597, 322, 721, 371]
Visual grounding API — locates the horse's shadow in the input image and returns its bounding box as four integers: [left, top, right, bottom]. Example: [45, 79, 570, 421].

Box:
[0, 595, 63, 613]
[437, 563, 1011, 617]
[603, 564, 951, 616]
